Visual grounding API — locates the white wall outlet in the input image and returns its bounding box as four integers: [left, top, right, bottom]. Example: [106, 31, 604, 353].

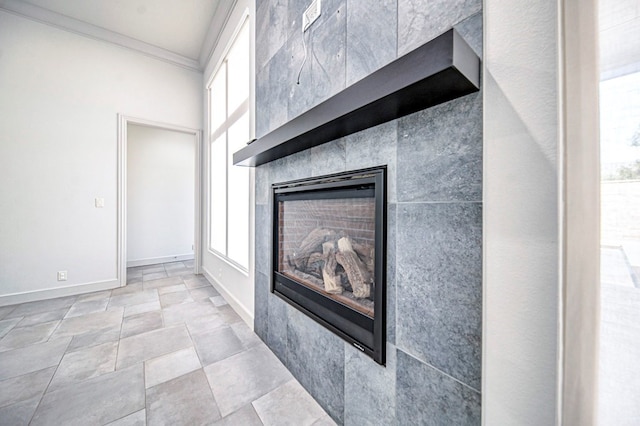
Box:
[302, 0, 321, 32]
[57, 271, 67, 281]
[95, 197, 104, 208]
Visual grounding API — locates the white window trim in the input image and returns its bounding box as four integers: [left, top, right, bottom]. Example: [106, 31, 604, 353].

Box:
[561, 0, 600, 423]
[206, 12, 252, 273]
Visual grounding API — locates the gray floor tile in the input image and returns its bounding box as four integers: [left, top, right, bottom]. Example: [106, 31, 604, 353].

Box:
[0, 396, 40, 426]
[51, 309, 123, 339]
[159, 289, 194, 308]
[0, 262, 332, 425]
[185, 312, 227, 336]
[183, 260, 195, 268]
[183, 275, 210, 289]
[192, 326, 244, 366]
[111, 283, 143, 297]
[163, 261, 185, 271]
[108, 289, 159, 309]
[217, 304, 243, 324]
[66, 323, 121, 353]
[0, 337, 71, 380]
[48, 341, 118, 391]
[0, 320, 60, 352]
[116, 325, 192, 369]
[120, 311, 163, 339]
[189, 285, 219, 300]
[146, 369, 221, 425]
[31, 364, 145, 426]
[166, 267, 191, 277]
[5, 296, 76, 319]
[157, 284, 188, 295]
[142, 276, 183, 290]
[144, 347, 201, 389]
[126, 269, 144, 279]
[106, 409, 145, 426]
[213, 404, 263, 426]
[204, 344, 293, 417]
[162, 300, 218, 326]
[126, 276, 143, 284]
[0, 317, 22, 339]
[0, 367, 56, 408]
[231, 321, 262, 350]
[142, 271, 168, 281]
[76, 290, 112, 303]
[253, 379, 328, 426]
[142, 265, 165, 275]
[123, 300, 161, 318]
[65, 299, 109, 319]
[16, 308, 67, 328]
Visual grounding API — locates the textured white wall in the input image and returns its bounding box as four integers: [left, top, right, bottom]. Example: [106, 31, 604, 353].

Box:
[483, 0, 561, 424]
[127, 124, 195, 266]
[0, 11, 201, 303]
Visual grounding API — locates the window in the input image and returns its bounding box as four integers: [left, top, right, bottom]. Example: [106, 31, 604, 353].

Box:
[209, 19, 250, 269]
[599, 0, 640, 423]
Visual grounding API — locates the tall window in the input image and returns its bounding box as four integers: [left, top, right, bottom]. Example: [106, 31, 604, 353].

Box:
[209, 19, 250, 269]
[599, 0, 640, 422]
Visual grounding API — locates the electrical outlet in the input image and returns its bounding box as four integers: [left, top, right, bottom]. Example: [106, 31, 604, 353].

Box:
[302, 0, 321, 32]
[57, 271, 67, 281]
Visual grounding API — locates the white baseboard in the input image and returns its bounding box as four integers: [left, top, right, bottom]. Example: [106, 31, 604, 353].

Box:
[127, 253, 194, 268]
[202, 267, 254, 328]
[0, 279, 121, 307]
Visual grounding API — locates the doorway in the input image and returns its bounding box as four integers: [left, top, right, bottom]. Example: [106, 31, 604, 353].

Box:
[117, 115, 202, 286]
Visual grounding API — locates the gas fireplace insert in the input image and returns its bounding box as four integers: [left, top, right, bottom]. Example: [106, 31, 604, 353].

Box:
[272, 167, 386, 364]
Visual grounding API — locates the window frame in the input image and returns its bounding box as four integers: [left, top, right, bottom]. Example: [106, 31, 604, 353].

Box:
[206, 15, 252, 272]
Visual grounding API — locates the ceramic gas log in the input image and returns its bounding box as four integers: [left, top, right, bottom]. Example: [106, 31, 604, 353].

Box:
[284, 230, 375, 316]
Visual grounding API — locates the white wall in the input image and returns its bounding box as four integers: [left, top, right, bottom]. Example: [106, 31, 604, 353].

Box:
[201, 0, 256, 326]
[483, 0, 561, 424]
[127, 124, 195, 266]
[0, 11, 201, 304]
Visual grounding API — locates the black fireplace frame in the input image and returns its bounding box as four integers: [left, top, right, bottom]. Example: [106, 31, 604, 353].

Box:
[271, 167, 386, 365]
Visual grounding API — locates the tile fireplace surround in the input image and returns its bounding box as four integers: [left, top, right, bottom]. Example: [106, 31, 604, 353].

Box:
[253, 1, 483, 424]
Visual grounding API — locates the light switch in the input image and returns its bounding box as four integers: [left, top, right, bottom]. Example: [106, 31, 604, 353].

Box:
[95, 197, 104, 208]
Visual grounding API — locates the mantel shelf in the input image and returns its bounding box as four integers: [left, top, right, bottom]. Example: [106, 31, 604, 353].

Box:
[233, 29, 480, 167]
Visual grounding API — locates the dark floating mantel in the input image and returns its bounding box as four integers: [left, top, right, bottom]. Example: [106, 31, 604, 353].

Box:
[234, 29, 480, 167]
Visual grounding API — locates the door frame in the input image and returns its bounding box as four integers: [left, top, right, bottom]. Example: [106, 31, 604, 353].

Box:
[117, 114, 203, 286]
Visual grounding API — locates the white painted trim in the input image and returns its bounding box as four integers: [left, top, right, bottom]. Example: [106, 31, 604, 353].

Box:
[0, 0, 201, 71]
[127, 254, 195, 268]
[204, 5, 252, 83]
[561, 0, 600, 423]
[0, 279, 120, 307]
[202, 266, 254, 329]
[117, 114, 203, 286]
[198, 0, 238, 69]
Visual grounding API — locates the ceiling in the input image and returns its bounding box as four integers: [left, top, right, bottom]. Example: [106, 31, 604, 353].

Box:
[0, 0, 233, 70]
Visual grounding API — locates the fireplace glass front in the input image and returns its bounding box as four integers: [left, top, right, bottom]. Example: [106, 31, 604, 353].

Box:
[272, 168, 386, 364]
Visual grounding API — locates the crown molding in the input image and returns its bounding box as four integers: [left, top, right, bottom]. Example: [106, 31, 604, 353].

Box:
[198, 0, 237, 69]
[0, 0, 202, 72]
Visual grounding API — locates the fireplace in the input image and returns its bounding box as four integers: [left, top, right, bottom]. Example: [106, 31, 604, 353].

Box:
[272, 167, 386, 364]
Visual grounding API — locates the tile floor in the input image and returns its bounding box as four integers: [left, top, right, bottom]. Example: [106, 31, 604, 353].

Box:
[0, 261, 335, 425]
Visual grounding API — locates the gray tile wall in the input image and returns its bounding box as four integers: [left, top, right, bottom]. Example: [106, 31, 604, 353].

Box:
[254, 1, 482, 424]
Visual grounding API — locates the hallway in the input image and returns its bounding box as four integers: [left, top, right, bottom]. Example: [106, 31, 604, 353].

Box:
[0, 263, 334, 425]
